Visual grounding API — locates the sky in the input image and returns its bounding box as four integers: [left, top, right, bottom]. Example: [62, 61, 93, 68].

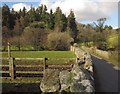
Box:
[1, 0, 119, 29]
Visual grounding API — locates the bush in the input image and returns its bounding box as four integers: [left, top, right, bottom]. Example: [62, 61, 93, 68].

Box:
[109, 51, 119, 67]
[47, 32, 73, 50]
[97, 42, 107, 51]
[22, 26, 47, 50]
[107, 34, 118, 51]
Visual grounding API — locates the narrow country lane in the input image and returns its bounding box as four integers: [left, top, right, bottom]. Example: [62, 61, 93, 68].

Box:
[91, 55, 120, 92]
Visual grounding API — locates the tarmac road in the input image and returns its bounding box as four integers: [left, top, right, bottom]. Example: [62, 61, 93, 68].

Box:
[91, 55, 120, 93]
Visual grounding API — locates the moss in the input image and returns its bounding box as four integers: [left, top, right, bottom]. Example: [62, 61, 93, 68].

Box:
[68, 72, 74, 84]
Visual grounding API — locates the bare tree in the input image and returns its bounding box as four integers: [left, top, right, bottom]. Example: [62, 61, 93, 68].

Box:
[93, 18, 106, 32]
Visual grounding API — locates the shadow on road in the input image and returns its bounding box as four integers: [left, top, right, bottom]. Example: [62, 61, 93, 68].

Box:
[92, 56, 120, 92]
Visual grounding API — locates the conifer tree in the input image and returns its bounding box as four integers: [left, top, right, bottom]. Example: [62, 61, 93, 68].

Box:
[46, 9, 54, 30]
[54, 7, 64, 32]
[28, 6, 36, 22]
[2, 4, 10, 28]
[62, 14, 67, 32]
[67, 10, 78, 41]
[22, 7, 26, 17]
[41, 5, 47, 22]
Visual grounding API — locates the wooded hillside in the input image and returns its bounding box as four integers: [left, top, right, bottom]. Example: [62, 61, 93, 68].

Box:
[1, 4, 120, 52]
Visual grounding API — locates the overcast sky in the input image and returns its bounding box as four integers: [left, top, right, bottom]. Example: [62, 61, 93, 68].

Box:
[1, 0, 119, 28]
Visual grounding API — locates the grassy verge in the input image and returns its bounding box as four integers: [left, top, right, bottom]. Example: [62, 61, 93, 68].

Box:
[82, 47, 119, 67]
[91, 51, 119, 67]
[108, 51, 119, 67]
[81, 48, 120, 68]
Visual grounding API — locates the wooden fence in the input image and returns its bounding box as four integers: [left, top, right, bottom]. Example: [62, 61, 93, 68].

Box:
[1, 57, 78, 80]
[1, 43, 78, 80]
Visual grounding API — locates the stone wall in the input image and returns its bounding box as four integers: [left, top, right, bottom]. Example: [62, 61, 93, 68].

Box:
[40, 45, 95, 93]
[71, 45, 94, 73]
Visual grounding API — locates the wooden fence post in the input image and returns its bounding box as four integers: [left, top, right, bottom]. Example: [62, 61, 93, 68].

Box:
[73, 46, 75, 52]
[9, 57, 16, 80]
[8, 42, 11, 58]
[43, 58, 47, 72]
[76, 58, 79, 63]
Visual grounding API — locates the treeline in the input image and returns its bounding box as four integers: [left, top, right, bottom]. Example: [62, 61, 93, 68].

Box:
[77, 18, 119, 51]
[2, 4, 78, 51]
[2, 4, 119, 52]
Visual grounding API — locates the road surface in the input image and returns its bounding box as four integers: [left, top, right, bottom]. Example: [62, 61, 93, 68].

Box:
[91, 55, 120, 92]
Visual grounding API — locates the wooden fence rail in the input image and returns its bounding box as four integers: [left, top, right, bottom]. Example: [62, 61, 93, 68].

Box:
[1, 57, 78, 80]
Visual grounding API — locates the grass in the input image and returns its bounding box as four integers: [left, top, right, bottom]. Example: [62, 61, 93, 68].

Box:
[109, 51, 119, 67]
[1, 51, 76, 65]
[91, 51, 119, 67]
[1, 51, 76, 83]
[2, 51, 76, 58]
[88, 49, 119, 67]
[1, 77, 41, 83]
[81, 46, 120, 67]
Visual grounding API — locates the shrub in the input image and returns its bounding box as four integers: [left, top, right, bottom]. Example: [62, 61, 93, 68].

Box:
[107, 34, 118, 51]
[47, 32, 73, 50]
[22, 26, 47, 50]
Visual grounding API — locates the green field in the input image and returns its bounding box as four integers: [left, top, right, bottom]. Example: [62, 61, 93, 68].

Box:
[2, 51, 76, 64]
[2, 51, 76, 58]
[1, 51, 76, 83]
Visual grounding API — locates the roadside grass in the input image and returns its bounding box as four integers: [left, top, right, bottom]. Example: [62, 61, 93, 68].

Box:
[80, 46, 119, 67]
[90, 50, 119, 67]
[109, 52, 119, 67]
